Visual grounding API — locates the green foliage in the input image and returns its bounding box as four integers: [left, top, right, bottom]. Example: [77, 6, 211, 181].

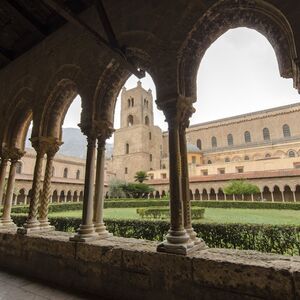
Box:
[224, 180, 260, 195]
[134, 171, 149, 183]
[136, 207, 205, 219]
[190, 201, 300, 210]
[11, 215, 300, 255]
[108, 178, 126, 198]
[121, 182, 154, 198]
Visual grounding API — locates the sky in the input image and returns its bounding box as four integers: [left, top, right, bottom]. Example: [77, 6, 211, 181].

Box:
[63, 28, 300, 138]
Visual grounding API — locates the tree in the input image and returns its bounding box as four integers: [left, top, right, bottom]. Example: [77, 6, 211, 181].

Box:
[224, 180, 260, 196]
[108, 178, 126, 198]
[121, 182, 154, 198]
[134, 171, 149, 183]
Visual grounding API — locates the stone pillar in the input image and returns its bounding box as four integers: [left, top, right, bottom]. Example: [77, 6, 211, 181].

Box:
[224, 193, 227, 201]
[271, 192, 274, 202]
[200, 193, 202, 201]
[293, 191, 296, 202]
[179, 123, 203, 247]
[216, 194, 219, 201]
[39, 140, 60, 230]
[0, 148, 24, 228]
[71, 128, 98, 242]
[18, 138, 47, 234]
[157, 106, 191, 254]
[260, 192, 263, 201]
[281, 191, 285, 202]
[93, 121, 114, 237]
[24, 194, 28, 205]
[251, 194, 254, 202]
[233, 194, 236, 201]
[0, 152, 9, 205]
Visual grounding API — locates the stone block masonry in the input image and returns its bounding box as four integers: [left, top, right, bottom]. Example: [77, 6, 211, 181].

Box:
[0, 230, 299, 300]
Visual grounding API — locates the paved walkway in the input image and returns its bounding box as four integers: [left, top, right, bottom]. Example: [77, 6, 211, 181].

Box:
[0, 269, 99, 299]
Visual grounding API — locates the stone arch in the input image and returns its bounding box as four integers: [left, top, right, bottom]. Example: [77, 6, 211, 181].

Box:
[127, 115, 134, 127]
[189, 189, 193, 200]
[73, 191, 78, 202]
[262, 186, 272, 201]
[1, 88, 33, 150]
[273, 185, 282, 202]
[17, 188, 26, 205]
[295, 185, 300, 202]
[161, 190, 166, 198]
[283, 185, 293, 202]
[145, 115, 149, 125]
[202, 188, 208, 200]
[59, 190, 66, 203]
[194, 188, 200, 200]
[217, 188, 225, 200]
[52, 190, 58, 203]
[67, 190, 72, 202]
[178, 0, 299, 100]
[155, 191, 160, 199]
[79, 191, 84, 202]
[39, 79, 78, 140]
[210, 188, 216, 200]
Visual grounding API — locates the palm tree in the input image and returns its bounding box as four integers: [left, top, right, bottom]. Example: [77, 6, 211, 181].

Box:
[134, 171, 149, 183]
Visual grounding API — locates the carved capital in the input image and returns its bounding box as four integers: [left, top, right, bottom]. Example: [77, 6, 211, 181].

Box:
[8, 147, 25, 163]
[157, 95, 195, 130]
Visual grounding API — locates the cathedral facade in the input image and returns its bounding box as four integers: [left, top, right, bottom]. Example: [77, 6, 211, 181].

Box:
[108, 82, 300, 201]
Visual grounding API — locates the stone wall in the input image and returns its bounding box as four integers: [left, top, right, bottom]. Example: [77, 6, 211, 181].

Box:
[0, 230, 299, 300]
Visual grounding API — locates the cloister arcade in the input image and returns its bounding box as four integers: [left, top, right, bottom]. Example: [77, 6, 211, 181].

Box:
[0, 0, 299, 298]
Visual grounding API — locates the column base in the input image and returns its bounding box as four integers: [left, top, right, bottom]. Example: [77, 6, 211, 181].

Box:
[94, 222, 113, 238]
[69, 224, 98, 242]
[39, 219, 55, 232]
[0, 219, 17, 230]
[185, 227, 205, 245]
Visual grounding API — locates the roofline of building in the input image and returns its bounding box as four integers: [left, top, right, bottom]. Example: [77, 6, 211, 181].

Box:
[162, 102, 300, 135]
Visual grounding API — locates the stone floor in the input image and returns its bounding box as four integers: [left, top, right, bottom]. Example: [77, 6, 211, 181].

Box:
[0, 269, 100, 299]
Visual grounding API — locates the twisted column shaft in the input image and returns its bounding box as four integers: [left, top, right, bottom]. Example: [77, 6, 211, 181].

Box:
[0, 158, 8, 205]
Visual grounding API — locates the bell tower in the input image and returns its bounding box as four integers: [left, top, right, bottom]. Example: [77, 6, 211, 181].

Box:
[120, 80, 154, 128]
[112, 81, 162, 181]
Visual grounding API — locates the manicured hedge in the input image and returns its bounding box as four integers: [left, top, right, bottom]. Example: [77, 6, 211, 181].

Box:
[191, 200, 300, 210]
[11, 215, 300, 255]
[136, 207, 205, 219]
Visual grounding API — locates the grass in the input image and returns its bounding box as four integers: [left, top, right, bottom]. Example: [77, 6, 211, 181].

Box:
[49, 207, 300, 225]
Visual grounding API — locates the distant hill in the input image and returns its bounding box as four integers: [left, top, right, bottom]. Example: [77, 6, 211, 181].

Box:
[26, 128, 113, 159]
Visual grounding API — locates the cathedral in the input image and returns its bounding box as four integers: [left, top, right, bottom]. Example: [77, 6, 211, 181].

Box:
[108, 81, 300, 202]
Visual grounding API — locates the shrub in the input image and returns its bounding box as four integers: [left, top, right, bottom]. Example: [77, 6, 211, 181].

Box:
[11, 215, 300, 255]
[136, 207, 205, 219]
[224, 180, 260, 195]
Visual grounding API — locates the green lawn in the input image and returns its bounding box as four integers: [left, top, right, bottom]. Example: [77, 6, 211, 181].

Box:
[49, 208, 300, 225]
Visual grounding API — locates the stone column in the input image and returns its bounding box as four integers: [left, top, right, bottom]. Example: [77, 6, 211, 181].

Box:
[271, 192, 274, 202]
[71, 128, 98, 242]
[157, 107, 191, 254]
[224, 193, 227, 201]
[179, 123, 202, 246]
[233, 194, 236, 201]
[260, 192, 263, 201]
[251, 194, 254, 202]
[39, 140, 60, 230]
[0, 148, 24, 228]
[0, 154, 9, 206]
[281, 191, 285, 202]
[93, 122, 114, 237]
[216, 194, 219, 201]
[18, 138, 47, 234]
[200, 193, 202, 201]
[293, 191, 296, 202]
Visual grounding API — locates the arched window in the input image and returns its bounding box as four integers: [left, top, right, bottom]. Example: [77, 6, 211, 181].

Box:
[225, 157, 230, 163]
[244, 155, 249, 160]
[197, 139, 202, 150]
[145, 116, 149, 125]
[227, 134, 233, 146]
[288, 150, 296, 158]
[263, 128, 270, 141]
[265, 153, 271, 158]
[207, 160, 212, 164]
[211, 136, 217, 148]
[131, 98, 134, 106]
[127, 115, 134, 126]
[126, 143, 129, 154]
[244, 131, 251, 143]
[76, 170, 80, 180]
[149, 132, 151, 140]
[150, 154, 152, 162]
[283, 124, 291, 138]
[128, 99, 131, 107]
[16, 162, 22, 174]
[63, 168, 68, 178]
[162, 164, 166, 169]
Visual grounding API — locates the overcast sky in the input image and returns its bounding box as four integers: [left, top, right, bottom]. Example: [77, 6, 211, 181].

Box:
[63, 28, 300, 140]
